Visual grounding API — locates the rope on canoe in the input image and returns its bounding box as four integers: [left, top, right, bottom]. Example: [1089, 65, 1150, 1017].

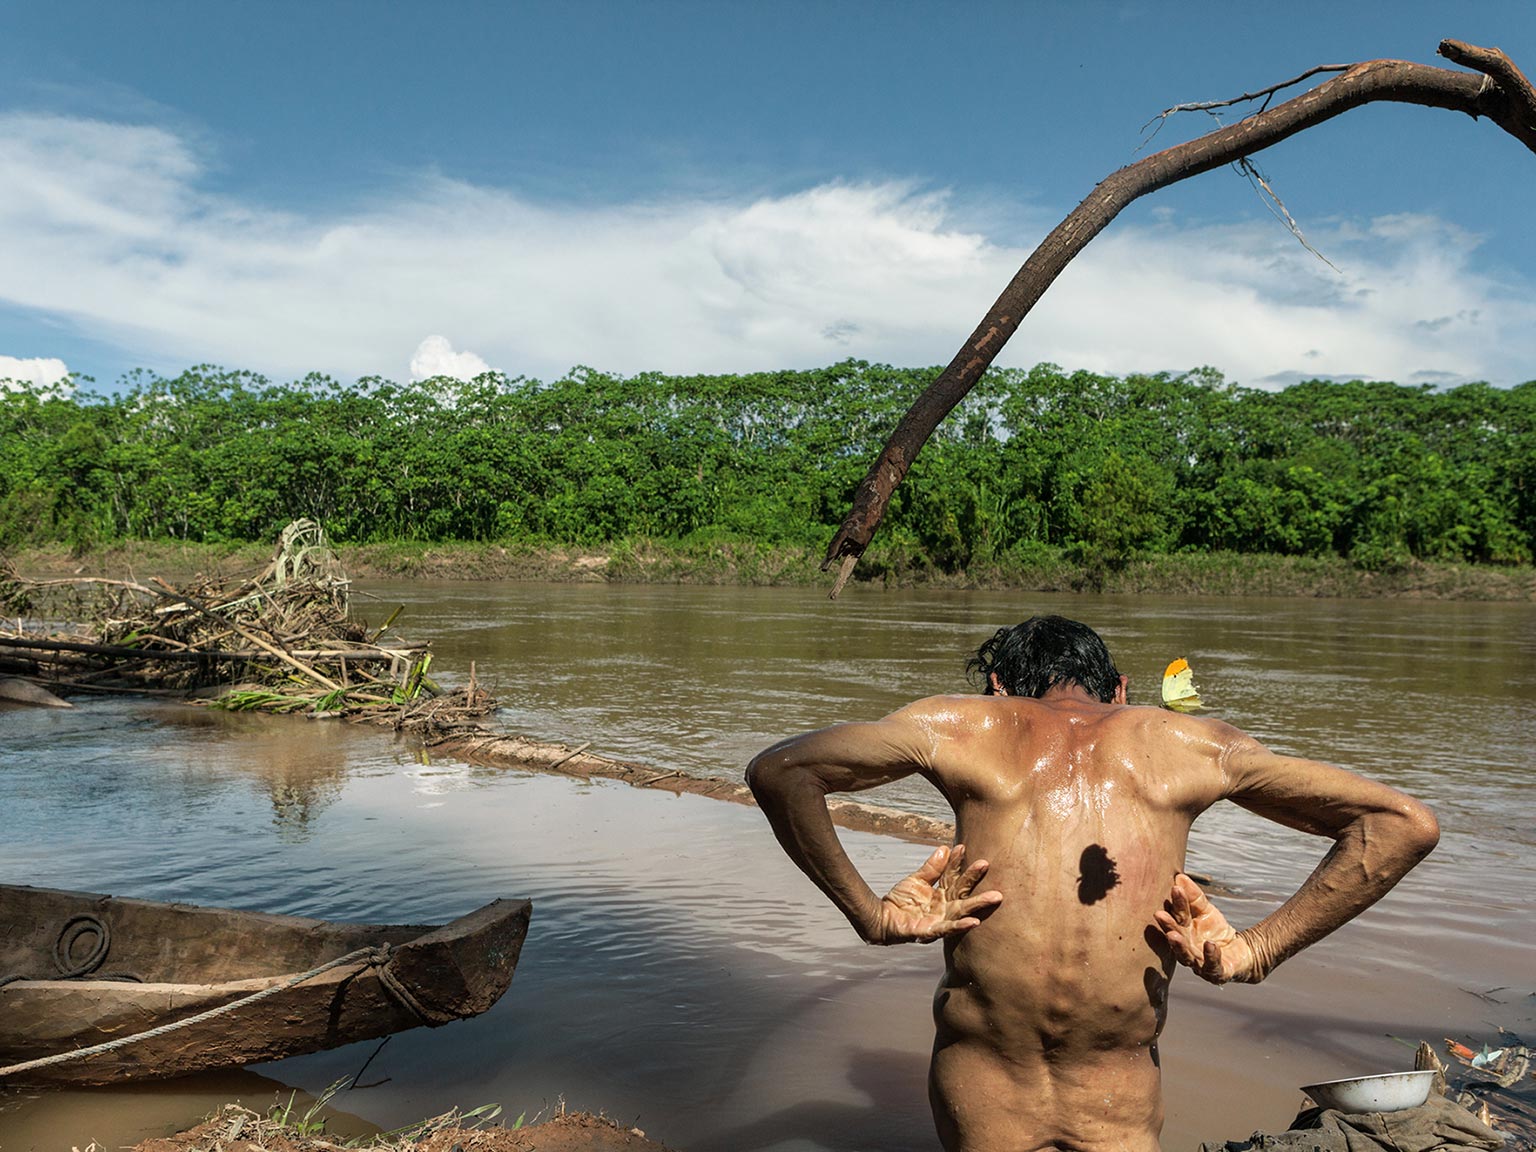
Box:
[0, 942, 438, 1081]
[0, 914, 141, 991]
[53, 914, 110, 977]
[374, 955, 456, 1026]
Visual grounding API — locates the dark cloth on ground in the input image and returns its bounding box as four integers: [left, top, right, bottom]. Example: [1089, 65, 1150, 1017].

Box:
[1199, 1093, 1504, 1152]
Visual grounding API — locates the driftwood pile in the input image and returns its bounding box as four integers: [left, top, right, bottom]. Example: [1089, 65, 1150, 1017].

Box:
[0, 521, 495, 734]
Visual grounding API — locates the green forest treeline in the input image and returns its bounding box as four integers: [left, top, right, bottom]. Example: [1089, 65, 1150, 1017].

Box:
[2, 361, 1534, 572]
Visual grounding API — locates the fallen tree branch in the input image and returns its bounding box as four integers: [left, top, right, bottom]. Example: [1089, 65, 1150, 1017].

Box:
[822, 38, 1536, 597]
[12, 575, 159, 595]
[0, 636, 421, 663]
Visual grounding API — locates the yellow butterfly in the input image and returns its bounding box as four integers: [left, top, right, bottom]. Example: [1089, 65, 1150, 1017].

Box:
[1161, 658, 1203, 712]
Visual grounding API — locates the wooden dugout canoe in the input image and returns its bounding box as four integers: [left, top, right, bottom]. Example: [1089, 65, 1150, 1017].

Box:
[0, 883, 531, 1085]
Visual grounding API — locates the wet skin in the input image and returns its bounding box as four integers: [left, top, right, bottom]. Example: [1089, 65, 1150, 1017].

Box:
[747, 682, 1439, 1152]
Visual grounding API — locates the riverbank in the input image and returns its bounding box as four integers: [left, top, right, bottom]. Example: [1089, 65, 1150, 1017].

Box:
[10, 538, 1536, 600]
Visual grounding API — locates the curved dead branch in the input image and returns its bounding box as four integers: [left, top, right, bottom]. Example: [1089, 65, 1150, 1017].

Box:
[823, 38, 1536, 597]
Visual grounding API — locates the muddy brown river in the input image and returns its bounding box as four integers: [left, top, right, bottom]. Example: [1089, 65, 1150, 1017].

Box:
[1, 584, 1532, 1151]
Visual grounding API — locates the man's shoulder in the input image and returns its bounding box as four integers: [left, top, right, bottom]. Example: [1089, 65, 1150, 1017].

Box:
[1106, 703, 1251, 743]
[890, 694, 1049, 740]
[893, 693, 997, 724]
[896, 696, 1253, 748]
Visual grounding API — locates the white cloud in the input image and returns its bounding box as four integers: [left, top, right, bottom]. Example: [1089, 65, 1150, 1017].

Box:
[409, 335, 489, 382]
[0, 354, 71, 390]
[1023, 212, 1535, 388]
[0, 111, 1532, 388]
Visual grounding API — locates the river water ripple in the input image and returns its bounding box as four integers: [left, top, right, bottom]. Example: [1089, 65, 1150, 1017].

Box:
[1, 584, 1531, 1151]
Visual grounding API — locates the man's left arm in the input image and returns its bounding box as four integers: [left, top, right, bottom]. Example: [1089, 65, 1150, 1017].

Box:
[1156, 730, 1440, 984]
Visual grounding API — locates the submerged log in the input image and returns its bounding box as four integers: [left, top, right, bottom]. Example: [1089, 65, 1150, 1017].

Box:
[0, 677, 72, 709]
[441, 729, 967, 844]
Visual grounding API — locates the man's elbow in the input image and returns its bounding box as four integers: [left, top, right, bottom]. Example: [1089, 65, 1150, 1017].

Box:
[1375, 796, 1439, 872]
[747, 745, 833, 811]
[746, 747, 802, 804]
[1400, 798, 1441, 861]
[745, 751, 774, 801]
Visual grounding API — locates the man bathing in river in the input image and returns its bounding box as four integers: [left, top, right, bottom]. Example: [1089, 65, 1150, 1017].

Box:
[747, 616, 1439, 1152]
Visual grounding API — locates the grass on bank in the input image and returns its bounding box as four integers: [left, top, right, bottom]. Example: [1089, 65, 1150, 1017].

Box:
[7, 535, 1534, 600]
[133, 1093, 513, 1152]
[259, 1076, 513, 1146]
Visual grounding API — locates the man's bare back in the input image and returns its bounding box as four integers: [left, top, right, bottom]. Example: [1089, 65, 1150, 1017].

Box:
[748, 618, 1438, 1152]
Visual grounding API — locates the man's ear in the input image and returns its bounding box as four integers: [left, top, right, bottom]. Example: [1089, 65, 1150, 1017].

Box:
[989, 672, 1008, 696]
[1113, 675, 1129, 705]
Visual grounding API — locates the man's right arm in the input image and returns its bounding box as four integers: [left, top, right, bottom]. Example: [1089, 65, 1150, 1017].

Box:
[747, 704, 1001, 945]
[1157, 728, 1439, 983]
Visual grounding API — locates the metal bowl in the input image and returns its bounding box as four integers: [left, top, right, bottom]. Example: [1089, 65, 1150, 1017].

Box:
[1300, 1070, 1435, 1113]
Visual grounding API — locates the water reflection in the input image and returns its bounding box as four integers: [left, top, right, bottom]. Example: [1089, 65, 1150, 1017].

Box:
[146, 706, 367, 835]
[0, 1067, 382, 1148]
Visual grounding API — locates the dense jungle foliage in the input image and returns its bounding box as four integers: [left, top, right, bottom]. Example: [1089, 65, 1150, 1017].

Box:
[2, 361, 1533, 571]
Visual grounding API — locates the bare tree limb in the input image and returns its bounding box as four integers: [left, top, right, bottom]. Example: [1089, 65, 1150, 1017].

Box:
[822, 38, 1536, 598]
[1140, 64, 1352, 143]
[1440, 38, 1536, 111]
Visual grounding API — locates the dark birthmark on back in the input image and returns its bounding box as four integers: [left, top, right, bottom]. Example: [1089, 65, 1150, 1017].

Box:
[1077, 844, 1120, 904]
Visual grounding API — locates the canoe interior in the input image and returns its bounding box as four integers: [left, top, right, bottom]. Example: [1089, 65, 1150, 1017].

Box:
[0, 884, 427, 984]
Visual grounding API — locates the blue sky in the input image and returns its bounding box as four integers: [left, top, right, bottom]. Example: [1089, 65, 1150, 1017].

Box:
[2, 1, 1534, 392]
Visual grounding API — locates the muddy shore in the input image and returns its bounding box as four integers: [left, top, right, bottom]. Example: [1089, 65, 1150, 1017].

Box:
[11, 540, 1535, 601]
[132, 1106, 678, 1152]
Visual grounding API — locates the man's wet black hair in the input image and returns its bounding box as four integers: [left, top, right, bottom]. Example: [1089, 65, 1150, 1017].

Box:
[966, 615, 1121, 702]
